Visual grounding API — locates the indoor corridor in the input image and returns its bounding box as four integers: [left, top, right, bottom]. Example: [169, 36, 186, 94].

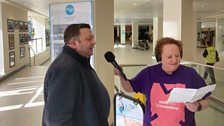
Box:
[0, 44, 223, 126]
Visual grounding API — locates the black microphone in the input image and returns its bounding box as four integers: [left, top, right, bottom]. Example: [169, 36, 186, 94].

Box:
[104, 51, 127, 81]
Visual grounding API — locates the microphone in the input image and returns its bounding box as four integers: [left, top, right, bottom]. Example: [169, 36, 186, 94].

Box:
[104, 51, 127, 81]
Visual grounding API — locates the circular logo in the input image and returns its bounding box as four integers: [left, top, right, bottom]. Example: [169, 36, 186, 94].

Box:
[65, 4, 74, 15]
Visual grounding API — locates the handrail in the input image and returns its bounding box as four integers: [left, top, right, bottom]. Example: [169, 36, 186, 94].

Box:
[28, 45, 36, 66]
[181, 60, 224, 70]
[30, 38, 43, 40]
[120, 63, 148, 67]
[120, 61, 223, 70]
[209, 96, 224, 107]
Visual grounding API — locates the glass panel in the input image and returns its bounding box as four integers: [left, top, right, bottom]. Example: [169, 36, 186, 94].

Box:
[114, 65, 147, 96]
[181, 61, 224, 102]
[115, 61, 224, 112]
[29, 38, 44, 56]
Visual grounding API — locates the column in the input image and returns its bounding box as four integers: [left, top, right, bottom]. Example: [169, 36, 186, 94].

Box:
[94, 0, 114, 123]
[0, 3, 4, 75]
[197, 22, 202, 47]
[163, 0, 196, 61]
[153, 17, 163, 54]
[215, 18, 222, 52]
[191, 13, 198, 61]
[117, 25, 120, 38]
[132, 22, 138, 48]
[120, 23, 126, 44]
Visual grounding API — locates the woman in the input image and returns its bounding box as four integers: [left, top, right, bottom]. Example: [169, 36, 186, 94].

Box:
[115, 37, 210, 126]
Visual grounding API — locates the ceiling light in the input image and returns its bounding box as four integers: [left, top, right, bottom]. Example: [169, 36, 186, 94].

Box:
[132, 3, 137, 6]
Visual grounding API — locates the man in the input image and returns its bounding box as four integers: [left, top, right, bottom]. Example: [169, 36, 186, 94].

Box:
[42, 23, 110, 126]
[203, 40, 219, 84]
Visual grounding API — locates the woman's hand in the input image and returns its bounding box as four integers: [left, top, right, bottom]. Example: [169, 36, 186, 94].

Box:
[113, 67, 133, 92]
[185, 99, 209, 112]
[114, 68, 121, 76]
[185, 102, 200, 112]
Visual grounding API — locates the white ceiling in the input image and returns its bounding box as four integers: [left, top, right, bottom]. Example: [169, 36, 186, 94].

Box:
[4, 0, 224, 23]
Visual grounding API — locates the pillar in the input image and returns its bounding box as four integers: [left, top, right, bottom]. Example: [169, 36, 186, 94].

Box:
[153, 17, 163, 54]
[0, 3, 4, 75]
[132, 22, 138, 48]
[120, 23, 126, 44]
[163, 0, 196, 61]
[94, 0, 114, 124]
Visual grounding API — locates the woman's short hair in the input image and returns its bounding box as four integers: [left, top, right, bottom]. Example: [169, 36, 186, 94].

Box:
[155, 37, 183, 62]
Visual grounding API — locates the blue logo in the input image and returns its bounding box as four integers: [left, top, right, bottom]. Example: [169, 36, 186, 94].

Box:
[65, 4, 74, 15]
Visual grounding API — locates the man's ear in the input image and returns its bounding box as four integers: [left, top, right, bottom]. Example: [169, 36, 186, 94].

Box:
[67, 39, 78, 49]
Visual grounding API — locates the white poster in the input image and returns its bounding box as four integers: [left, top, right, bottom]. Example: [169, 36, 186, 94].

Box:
[49, 2, 93, 59]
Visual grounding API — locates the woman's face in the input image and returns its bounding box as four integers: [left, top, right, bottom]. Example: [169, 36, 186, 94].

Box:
[161, 44, 181, 74]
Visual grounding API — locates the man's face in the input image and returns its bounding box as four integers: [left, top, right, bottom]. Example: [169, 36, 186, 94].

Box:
[72, 28, 96, 58]
[161, 44, 181, 74]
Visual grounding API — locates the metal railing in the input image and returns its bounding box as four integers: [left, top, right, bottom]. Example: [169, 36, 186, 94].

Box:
[29, 38, 43, 54]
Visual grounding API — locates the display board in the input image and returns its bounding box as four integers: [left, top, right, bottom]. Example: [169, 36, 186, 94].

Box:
[49, 2, 93, 59]
[114, 93, 145, 126]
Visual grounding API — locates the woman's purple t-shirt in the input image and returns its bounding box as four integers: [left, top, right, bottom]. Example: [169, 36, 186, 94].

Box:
[129, 64, 209, 126]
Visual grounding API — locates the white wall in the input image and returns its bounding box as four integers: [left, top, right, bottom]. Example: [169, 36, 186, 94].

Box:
[0, 2, 51, 76]
[1, 2, 29, 74]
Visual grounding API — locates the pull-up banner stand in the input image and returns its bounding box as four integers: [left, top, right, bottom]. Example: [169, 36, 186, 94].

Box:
[49, 2, 93, 59]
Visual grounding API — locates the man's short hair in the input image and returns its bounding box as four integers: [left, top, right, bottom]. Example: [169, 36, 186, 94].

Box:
[206, 40, 213, 46]
[64, 23, 91, 44]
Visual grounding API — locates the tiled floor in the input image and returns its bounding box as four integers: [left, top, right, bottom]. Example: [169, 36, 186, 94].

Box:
[0, 44, 223, 126]
[0, 66, 47, 126]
